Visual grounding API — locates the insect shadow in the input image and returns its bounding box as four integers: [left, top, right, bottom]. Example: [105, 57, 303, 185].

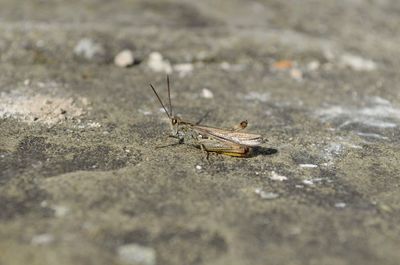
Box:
[251, 146, 278, 157]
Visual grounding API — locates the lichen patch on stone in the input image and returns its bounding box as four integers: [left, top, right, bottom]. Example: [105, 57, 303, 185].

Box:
[0, 88, 89, 125]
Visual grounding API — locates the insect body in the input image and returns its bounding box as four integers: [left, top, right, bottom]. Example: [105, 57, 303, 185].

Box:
[150, 76, 263, 157]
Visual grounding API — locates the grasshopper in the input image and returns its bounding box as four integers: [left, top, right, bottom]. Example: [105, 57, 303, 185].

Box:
[150, 76, 263, 157]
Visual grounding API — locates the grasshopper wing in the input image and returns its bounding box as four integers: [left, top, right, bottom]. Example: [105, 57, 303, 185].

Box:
[194, 125, 262, 147]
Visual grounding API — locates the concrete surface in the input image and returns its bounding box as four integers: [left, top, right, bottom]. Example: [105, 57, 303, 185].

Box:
[1, 1, 400, 265]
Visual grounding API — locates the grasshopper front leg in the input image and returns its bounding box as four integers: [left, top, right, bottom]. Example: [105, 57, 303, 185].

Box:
[199, 143, 211, 160]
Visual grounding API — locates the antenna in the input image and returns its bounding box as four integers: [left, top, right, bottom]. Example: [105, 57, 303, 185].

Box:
[167, 75, 173, 117]
[150, 84, 171, 119]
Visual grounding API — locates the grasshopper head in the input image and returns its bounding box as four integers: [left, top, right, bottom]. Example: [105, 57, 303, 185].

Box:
[150, 76, 188, 139]
[170, 116, 183, 136]
[171, 116, 180, 126]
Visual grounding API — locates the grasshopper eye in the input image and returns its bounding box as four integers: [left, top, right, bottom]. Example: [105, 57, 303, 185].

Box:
[171, 118, 178, 125]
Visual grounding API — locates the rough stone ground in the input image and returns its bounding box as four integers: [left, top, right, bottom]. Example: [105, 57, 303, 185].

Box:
[1, 1, 400, 265]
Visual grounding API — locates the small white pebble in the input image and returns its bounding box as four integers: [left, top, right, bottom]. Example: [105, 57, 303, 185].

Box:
[74, 38, 104, 60]
[31, 234, 55, 245]
[307, 61, 320, 71]
[335, 202, 346, 208]
[299, 164, 318, 168]
[114, 49, 135, 67]
[243, 92, 270, 102]
[219, 61, 245, 71]
[290, 68, 303, 81]
[118, 244, 156, 265]
[195, 165, 202, 170]
[173, 63, 194, 77]
[269, 171, 287, 181]
[139, 109, 152, 116]
[260, 192, 279, 200]
[340, 54, 377, 71]
[220, 61, 231, 70]
[147, 52, 172, 74]
[53, 205, 69, 217]
[255, 189, 279, 200]
[81, 97, 89, 106]
[87, 121, 101, 128]
[159, 107, 168, 114]
[201, 88, 214, 99]
[302, 179, 314, 186]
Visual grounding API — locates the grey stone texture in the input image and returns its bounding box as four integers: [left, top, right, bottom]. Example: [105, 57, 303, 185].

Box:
[1, 1, 400, 265]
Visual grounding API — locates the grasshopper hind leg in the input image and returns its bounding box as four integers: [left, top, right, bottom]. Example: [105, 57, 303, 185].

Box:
[199, 139, 250, 158]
